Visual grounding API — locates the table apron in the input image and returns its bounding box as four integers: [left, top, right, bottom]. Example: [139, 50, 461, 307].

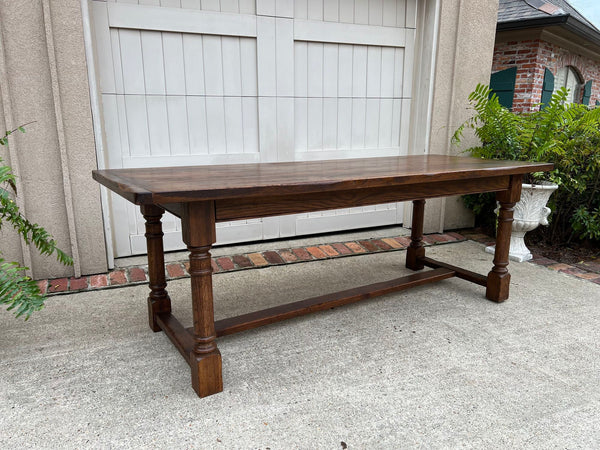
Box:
[160, 175, 510, 222]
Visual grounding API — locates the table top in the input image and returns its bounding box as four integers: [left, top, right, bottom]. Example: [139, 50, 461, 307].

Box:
[92, 155, 553, 204]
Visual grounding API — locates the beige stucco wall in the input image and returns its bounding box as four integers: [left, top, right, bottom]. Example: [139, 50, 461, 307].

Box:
[0, 0, 106, 279]
[0, 0, 498, 279]
[421, 0, 500, 233]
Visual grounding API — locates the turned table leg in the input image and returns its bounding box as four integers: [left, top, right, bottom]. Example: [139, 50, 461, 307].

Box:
[486, 176, 522, 302]
[181, 201, 223, 397]
[406, 199, 426, 270]
[141, 204, 172, 332]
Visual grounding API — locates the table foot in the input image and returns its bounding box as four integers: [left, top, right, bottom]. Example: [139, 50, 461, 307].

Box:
[147, 297, 171, 332]
[486, 272, 511, 303]
[190, 350, 223, 398]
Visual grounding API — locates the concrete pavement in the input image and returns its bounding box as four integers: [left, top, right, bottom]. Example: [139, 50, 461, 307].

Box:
[1, 238, 600, 448]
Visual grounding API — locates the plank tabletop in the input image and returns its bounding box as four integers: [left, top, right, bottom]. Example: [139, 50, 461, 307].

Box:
[92, 155, 553, 204]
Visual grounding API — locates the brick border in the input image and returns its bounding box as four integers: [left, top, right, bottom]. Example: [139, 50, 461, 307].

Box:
[459, 229, 600, 285]
[40, 233, 464, 295]
[39, 230, 600, 296]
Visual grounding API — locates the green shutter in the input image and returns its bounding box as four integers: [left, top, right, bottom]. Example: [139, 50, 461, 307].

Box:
[490, 67, 517, 109]
[541, 68, 554, 108]
[582, 80, 593, 105]
[596, 100, 600, 106]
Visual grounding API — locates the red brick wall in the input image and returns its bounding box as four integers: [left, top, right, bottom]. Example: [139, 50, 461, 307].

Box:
[492, 39, 600, 112]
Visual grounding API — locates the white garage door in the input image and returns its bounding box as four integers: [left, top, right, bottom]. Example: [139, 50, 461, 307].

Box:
[91, 0, 417, 257]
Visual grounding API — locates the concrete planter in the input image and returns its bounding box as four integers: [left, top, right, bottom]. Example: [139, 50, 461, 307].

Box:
[486, 182, 558, 262]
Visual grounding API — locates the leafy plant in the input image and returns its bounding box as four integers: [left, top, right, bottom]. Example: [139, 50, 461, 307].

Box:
[454, 84, 600, 244]
[1, 126, 73, 319]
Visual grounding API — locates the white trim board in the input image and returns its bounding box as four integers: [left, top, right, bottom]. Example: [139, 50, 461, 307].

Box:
[107, 2, 257, 37]
[294, 19, 407, 47]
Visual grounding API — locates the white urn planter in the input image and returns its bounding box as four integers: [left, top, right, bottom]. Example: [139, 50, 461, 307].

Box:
[485, 182, 558, 262]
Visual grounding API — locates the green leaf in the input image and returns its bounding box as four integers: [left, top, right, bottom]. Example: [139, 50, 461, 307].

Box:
[454, 84, 600, 245]
[0, 260, 45, 320]
[0, 123, 73, 320]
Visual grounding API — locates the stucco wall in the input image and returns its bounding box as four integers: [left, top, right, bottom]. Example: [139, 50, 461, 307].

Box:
[420, 0, 499, 233]
[0, 0, 106, 279]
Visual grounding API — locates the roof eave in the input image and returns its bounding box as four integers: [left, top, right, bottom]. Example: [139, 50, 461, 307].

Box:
[497, 15, 600, 48]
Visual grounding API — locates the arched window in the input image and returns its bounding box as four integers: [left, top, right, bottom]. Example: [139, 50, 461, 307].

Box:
[553, 66, 583, 103]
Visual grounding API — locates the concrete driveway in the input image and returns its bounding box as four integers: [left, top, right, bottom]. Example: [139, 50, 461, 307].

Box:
[1, 239, 599, 448]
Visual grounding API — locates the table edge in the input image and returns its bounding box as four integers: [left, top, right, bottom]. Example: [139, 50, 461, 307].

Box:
[92, 159, 554, 205]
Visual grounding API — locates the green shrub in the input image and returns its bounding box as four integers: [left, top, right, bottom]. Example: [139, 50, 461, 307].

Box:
[453, 84, 600, 245]
[1, 126, 72, 319]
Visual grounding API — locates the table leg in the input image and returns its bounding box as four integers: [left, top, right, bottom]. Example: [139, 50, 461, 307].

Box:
[406, 199, 426, 270]
[181, 201, 223, 397]
[486, 176, 522, 302]
[141, 204, 172, 332]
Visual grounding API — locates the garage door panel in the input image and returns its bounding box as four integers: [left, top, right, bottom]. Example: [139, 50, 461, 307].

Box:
[393, 47, 405, 96]
[307, 98, 323, 151]
[403, 29, 416, 97]
[240, 39, 258, 95]
[405, 0, 417, 28]
[365, 99, 381, 148]
[276, 98, 295, 161]
[222, 37, 243, 95]
[186, 97, 209, 154]
[366, 46, 383, 97]
[101, 30, 259, 157]
[93, 0, 418, 256]
[307, 43, 324, 95]
[354, 0, 369, 23]
[163, 34, 187, 94]
[293, 38, 409, 154]
[275, 19, 295, 96]
[256, 16, 276, 97]
[182, 35, 205, 95]
[336, 98, 352, 148]
[224, 97, 245, 152]
[351, 99, 367, 148]
[323, 44, 339, 96]
[166, 96, 190, 155]
[124, 96, 150, 157]
[382, 0, 397, 26]
[146, 97, 171, 156]
[399, 97, 411, 154]
[296, 0, 412, 26]
[378, 98, 394, 147]
[322, 98, 337, 150]
[100, 94, 127, 166]
[338, 44, 353, 96]
[141, 31, 167, 94]
[242, 97, 260, 153]
[118, 30, 144, 94]
[294, 98, 308, 151]
[352, 46, 368, 96]
[203, 36, 225, 95]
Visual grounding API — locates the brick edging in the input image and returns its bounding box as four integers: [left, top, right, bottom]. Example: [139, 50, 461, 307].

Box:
[39, 232, 465, 295]
[458, 229, 600, 285]
[39, 230, 600, 296]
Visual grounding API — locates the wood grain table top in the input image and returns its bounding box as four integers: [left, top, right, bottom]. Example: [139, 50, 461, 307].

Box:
[92, 155, 553, 204]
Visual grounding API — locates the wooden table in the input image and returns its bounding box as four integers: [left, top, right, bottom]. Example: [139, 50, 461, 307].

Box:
[93, 155, 552, 398]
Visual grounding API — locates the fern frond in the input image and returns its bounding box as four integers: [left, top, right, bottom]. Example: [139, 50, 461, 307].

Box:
[0, 260, 45, 320]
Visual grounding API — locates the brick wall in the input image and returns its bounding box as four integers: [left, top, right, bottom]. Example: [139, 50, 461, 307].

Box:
[493, 39, 600, 112]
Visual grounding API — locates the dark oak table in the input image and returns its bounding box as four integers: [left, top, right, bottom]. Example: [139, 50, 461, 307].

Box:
[93, 155, 552, 398]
